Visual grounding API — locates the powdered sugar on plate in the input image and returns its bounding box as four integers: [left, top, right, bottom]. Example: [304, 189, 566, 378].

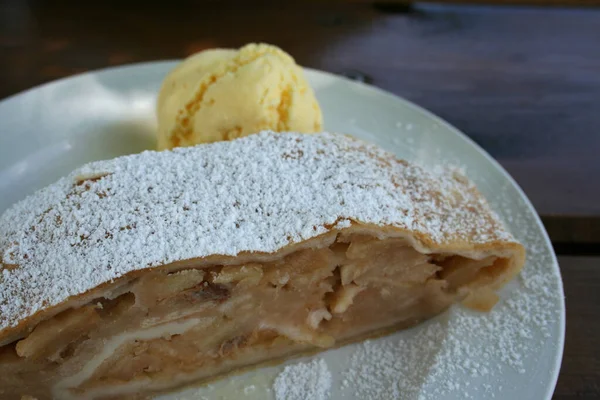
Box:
[340, 183, 562, 399]
[274, 358, 332, 400]
[161, 144, 562, 400]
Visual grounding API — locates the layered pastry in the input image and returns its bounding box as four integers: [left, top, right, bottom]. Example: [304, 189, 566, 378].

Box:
[0, 132, 525, 399]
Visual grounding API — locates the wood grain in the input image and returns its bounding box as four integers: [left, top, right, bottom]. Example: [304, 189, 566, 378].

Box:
[544, 216, 600, 248]
[554, 256, 600, 399]
[0, 1, 598, 242]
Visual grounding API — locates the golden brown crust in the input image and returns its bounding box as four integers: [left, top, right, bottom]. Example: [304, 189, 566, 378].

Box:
[0, 132, 524, 345]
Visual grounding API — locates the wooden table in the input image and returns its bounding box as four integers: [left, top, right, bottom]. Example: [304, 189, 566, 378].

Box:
[0, 1, 598, 398]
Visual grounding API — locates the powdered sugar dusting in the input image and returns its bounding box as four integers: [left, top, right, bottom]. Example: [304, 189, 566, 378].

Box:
[340, 182, 562, 399]
[157, 149, 560, 400]
[0, 131, 515, 332]
[273, 358, 331, 400]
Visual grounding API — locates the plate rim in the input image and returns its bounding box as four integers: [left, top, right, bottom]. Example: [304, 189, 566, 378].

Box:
[0, 60, 566, 399]
[303, 66, 565, 399]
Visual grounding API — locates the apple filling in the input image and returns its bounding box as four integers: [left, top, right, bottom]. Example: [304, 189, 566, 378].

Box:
[0, 232, 509, 400]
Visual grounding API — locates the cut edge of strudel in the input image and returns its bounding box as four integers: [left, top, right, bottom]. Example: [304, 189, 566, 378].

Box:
[0, 131, 525, 399]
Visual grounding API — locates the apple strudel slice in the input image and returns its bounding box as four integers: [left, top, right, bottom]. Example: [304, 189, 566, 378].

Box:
[0, 131, 525, 399]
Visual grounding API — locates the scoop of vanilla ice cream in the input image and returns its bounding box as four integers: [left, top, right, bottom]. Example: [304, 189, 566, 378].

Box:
[157, 43, 323, 149]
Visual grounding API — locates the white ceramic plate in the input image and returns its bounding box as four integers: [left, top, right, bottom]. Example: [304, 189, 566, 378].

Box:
[0, 62, 564, 400]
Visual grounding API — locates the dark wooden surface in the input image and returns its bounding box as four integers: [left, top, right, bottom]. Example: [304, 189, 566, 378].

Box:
[0, 1, 598, 398]
[554, 256, 600, 400]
